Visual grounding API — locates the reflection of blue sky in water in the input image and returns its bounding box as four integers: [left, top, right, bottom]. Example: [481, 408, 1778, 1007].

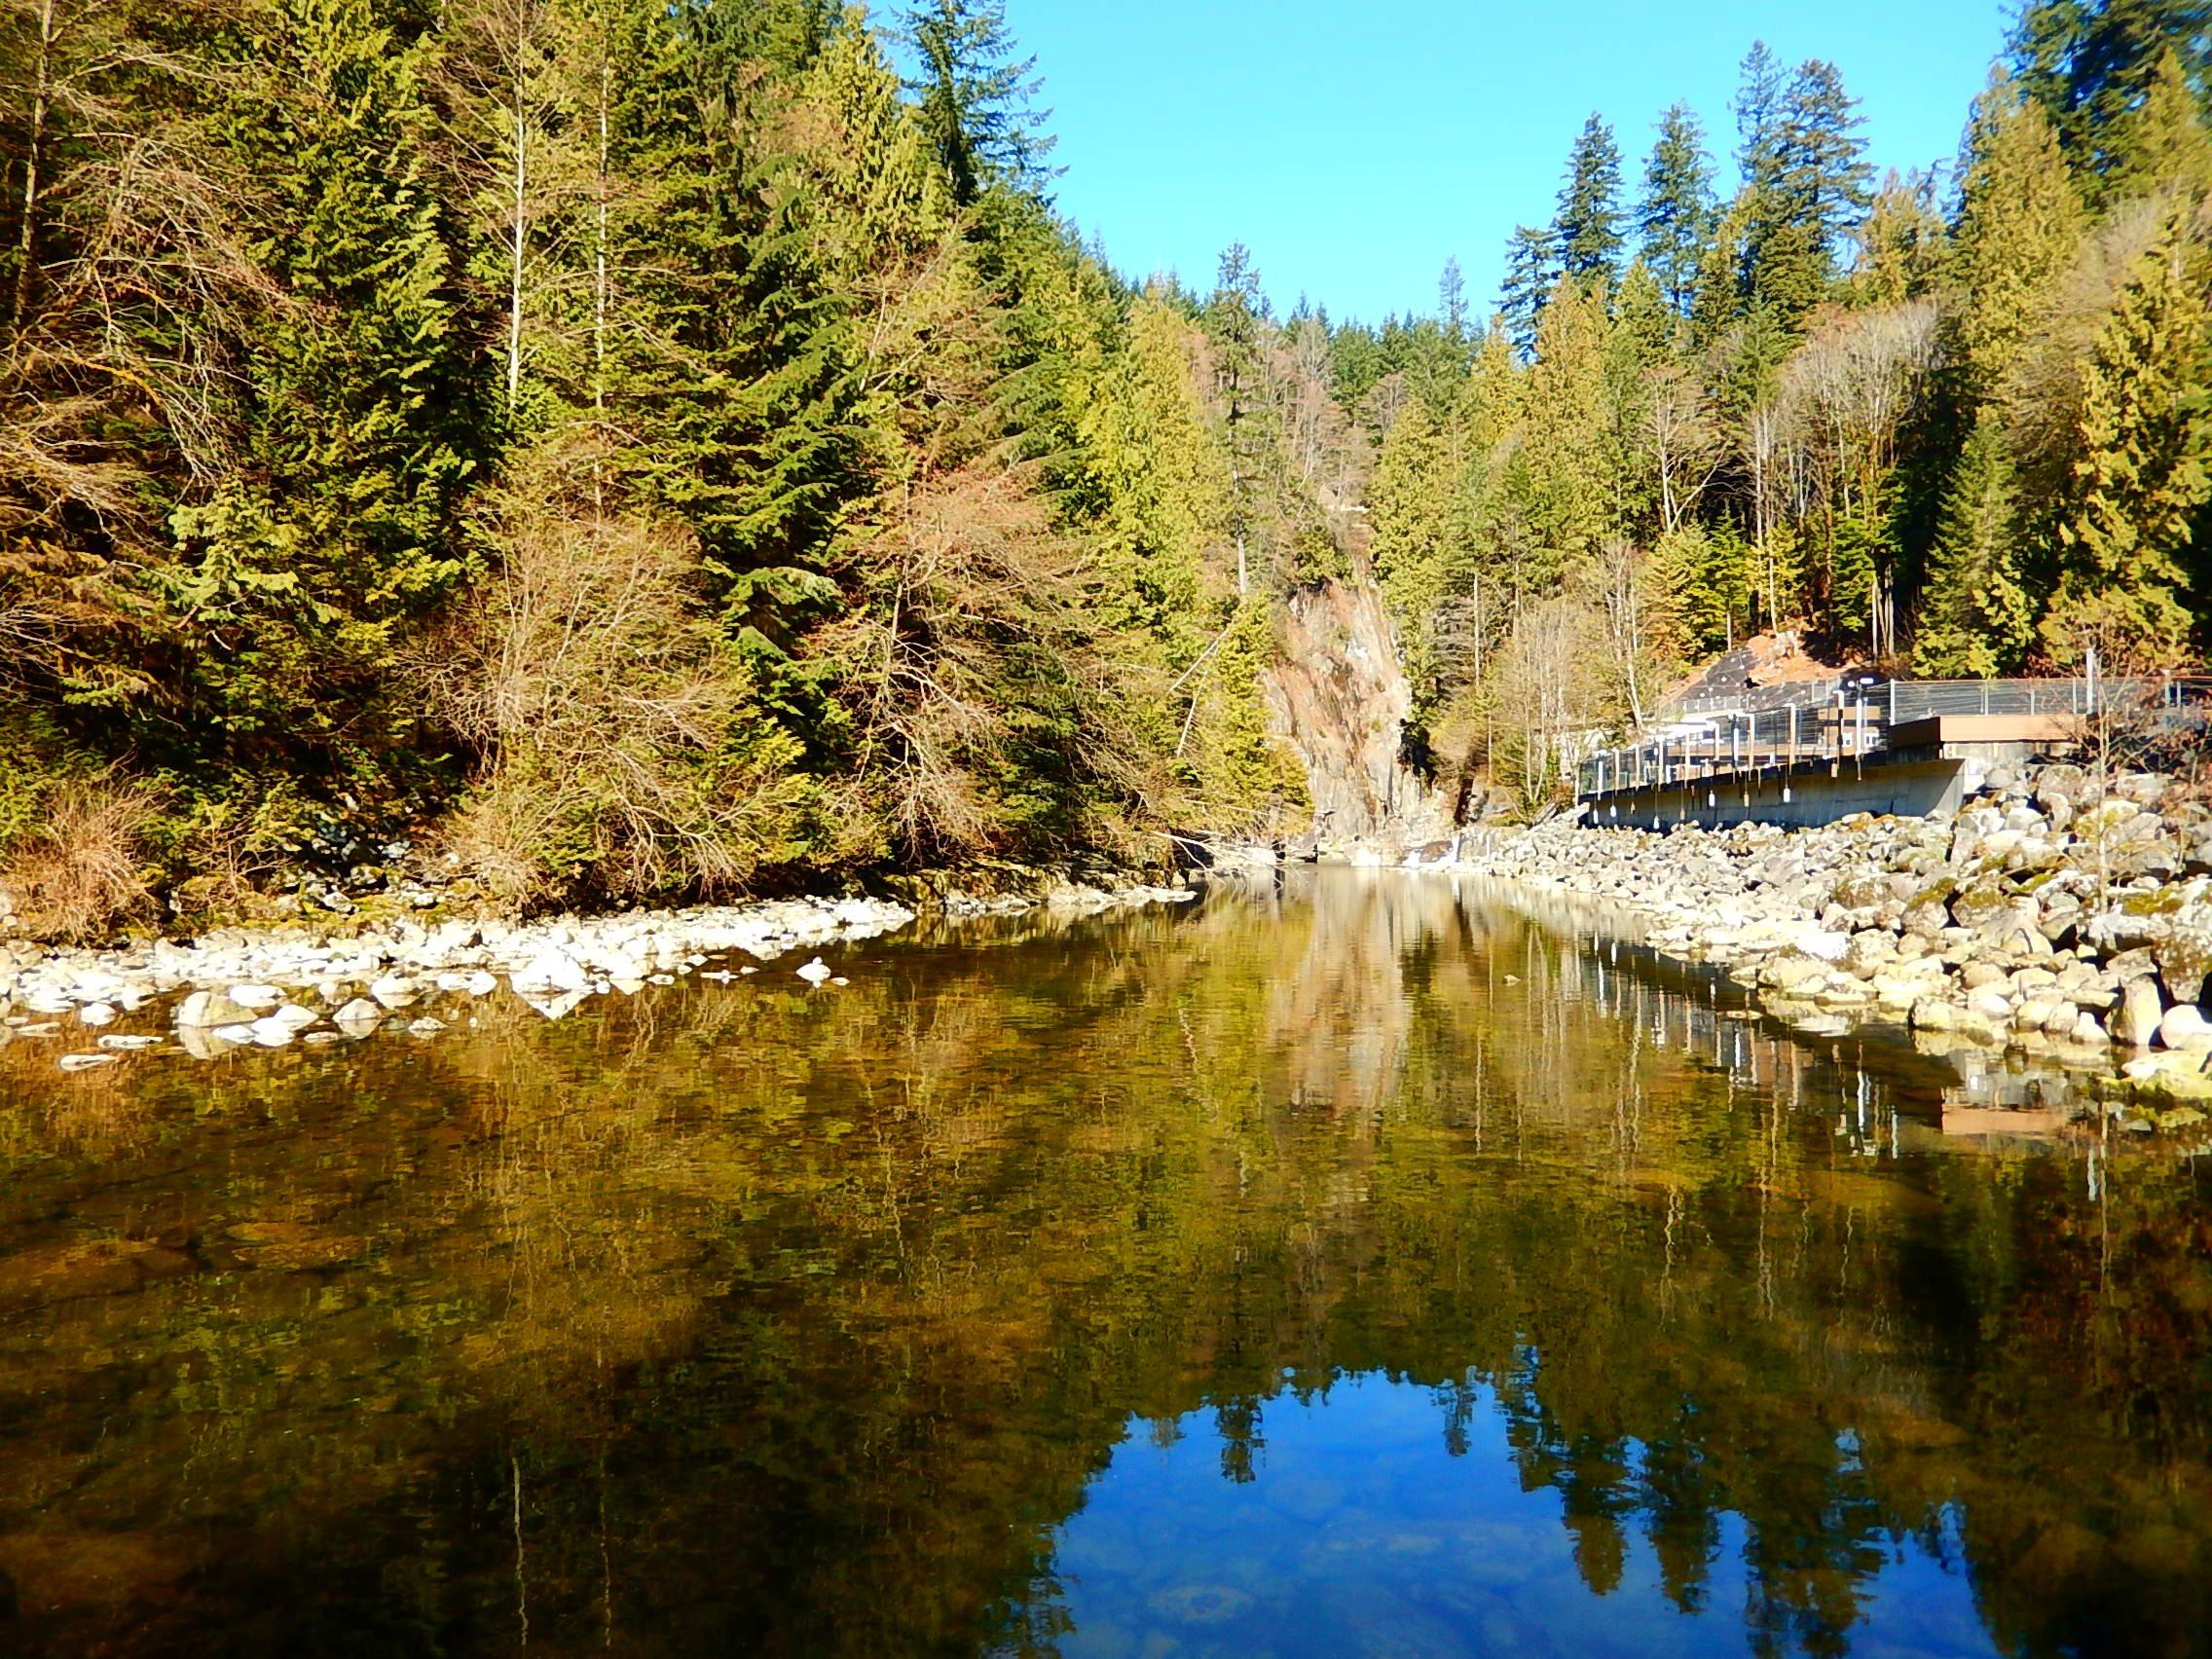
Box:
[1031, 1375, 1995, 1659]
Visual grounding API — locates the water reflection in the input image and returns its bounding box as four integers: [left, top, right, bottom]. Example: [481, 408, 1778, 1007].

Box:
[0, 871, 2203, 1657]
[1029, 1376, 1992, 1659]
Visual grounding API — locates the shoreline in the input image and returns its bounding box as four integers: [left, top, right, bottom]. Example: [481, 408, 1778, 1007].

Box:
[0, 866, 1198, 1070]
[1425, 758, 2212, 1120]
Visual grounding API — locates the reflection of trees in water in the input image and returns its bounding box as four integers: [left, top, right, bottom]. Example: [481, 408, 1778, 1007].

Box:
[0, 877, 2204, 1656]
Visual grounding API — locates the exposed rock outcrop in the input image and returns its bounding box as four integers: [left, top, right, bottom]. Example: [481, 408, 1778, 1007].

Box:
[1265, 578, 1449, 846]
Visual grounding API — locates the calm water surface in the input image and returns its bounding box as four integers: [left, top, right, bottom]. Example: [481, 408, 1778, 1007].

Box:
[0, 872, 2205, 1657]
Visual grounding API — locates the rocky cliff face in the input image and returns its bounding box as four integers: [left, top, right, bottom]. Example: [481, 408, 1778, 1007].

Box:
[1265, 578, 1451, 845]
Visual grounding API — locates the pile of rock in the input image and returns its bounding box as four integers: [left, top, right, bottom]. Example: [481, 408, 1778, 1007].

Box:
[1450, 761, 2212, 1114]
[0, 872, 1198, 1070]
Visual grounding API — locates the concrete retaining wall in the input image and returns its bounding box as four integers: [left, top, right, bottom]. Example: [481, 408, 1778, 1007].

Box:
[1584, 756, 1971, 830]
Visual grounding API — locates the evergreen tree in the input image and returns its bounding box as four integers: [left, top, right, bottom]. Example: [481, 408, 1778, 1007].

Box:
[623, 0, 860, 674]
[1662, 519, 1751, 653]
[903, 0, 1056, 205]
[2012, 0, 2212, 179]
[1734, 41, 1789, 196]
[1733, 43, 1804, 320]
[1439, 255, 1469, 339]
[1778, 60, 1874, 262]
[2105, 44, 2212, 198]
[1498, 224, 1558, 355]
[1950, 74, 2089, 402]
[1462, 324, 1526, 453]
[1824, 498, 1895, 648]
[168, 0, 478, 769]
[1553, 114, 1625, 283]
[1734, 49, 1872, 320]
[1368, 400, 1461, 709]
[1916, 412, 2033, 676]
[1203, 241, 1272, 597]
[1612, 257, 1674, 365]
[1638, 102, 1716, 318]
[1522, 276, 1620, 568]
[1328, 318, 1387, 411]
[1846, 170, 1943, 308]
[1688, 189, 1751, 345]
[2043, 207, 2211, 666]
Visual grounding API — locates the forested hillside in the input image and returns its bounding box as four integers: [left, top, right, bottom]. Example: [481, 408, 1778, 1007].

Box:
[1357, 2, 2212, 801]
[3, 0, 2211, 932]
[0, 0, 1355, 929]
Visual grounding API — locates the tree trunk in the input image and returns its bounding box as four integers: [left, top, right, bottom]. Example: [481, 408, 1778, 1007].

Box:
[503, 24, 528, 414]
[593, 54, 609, 414]
[12, 0, 56, 328]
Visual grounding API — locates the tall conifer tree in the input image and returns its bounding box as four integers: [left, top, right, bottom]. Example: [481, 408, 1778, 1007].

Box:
[1951, 75, 2089, 401]
[2105, 44, 2212, 198]
[2012, 0, 2212, 179]
[2043, 208, 2211, 665]
[1553, 114, 1625, 284]
[1916, 413, 2033, 675]
[1638, 103, 1716, 318]
[1778, 60, 1874, 263]
[170, 0, 478, 764]
[1498, 224, 1559, 355]
[903, 0, 1056, 204]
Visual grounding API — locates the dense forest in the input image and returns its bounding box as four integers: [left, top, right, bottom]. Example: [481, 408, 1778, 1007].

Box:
[1, 0, 2209, 928]
[1360, 1, 2212, 797]
[0, 0, 1342, 925]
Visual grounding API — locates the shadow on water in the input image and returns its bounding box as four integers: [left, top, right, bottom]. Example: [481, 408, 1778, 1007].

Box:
[0, 870, 2205, 1656]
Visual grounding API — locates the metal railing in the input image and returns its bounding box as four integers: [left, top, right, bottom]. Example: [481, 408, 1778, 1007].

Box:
[1671, 676, 1849, 718]
[1577, 676, 2212, 798]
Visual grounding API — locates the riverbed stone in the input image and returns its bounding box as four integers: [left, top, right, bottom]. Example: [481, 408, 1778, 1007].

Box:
[1969, 986, 2013, 1023]
[2154, 928, 2212, 1007]
[511, 949, 589, 996]
[367, 976, 420, 1010]
[2157, 1005, 2212, 1055]
[1842, 931, 1896, 977]
[1758, 955, 1827, 995]
[332, 999, 384, 1036]
[2113, 978, 2167, 1049]
[1945, 879, 2009, 933]
[176, 988, 258, 1029]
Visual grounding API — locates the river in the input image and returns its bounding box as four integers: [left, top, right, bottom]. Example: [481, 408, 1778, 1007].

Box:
[0, 871, 2203, 1657]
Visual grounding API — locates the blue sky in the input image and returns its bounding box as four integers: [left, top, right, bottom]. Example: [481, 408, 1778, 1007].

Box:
[995, 0, 2013, 323]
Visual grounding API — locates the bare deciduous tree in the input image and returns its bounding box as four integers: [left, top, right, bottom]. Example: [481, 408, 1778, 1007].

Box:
[1644, 364, 1723, 535]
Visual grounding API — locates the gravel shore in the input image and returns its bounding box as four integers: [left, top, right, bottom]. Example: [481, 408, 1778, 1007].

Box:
[0, 871, 1198, 1069]
[1440, 760, 2212, 1117]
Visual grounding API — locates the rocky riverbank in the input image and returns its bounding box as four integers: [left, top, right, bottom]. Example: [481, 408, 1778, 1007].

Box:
[0, 868, 1198, 1071]
[1448, 760, 2212, 1118]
